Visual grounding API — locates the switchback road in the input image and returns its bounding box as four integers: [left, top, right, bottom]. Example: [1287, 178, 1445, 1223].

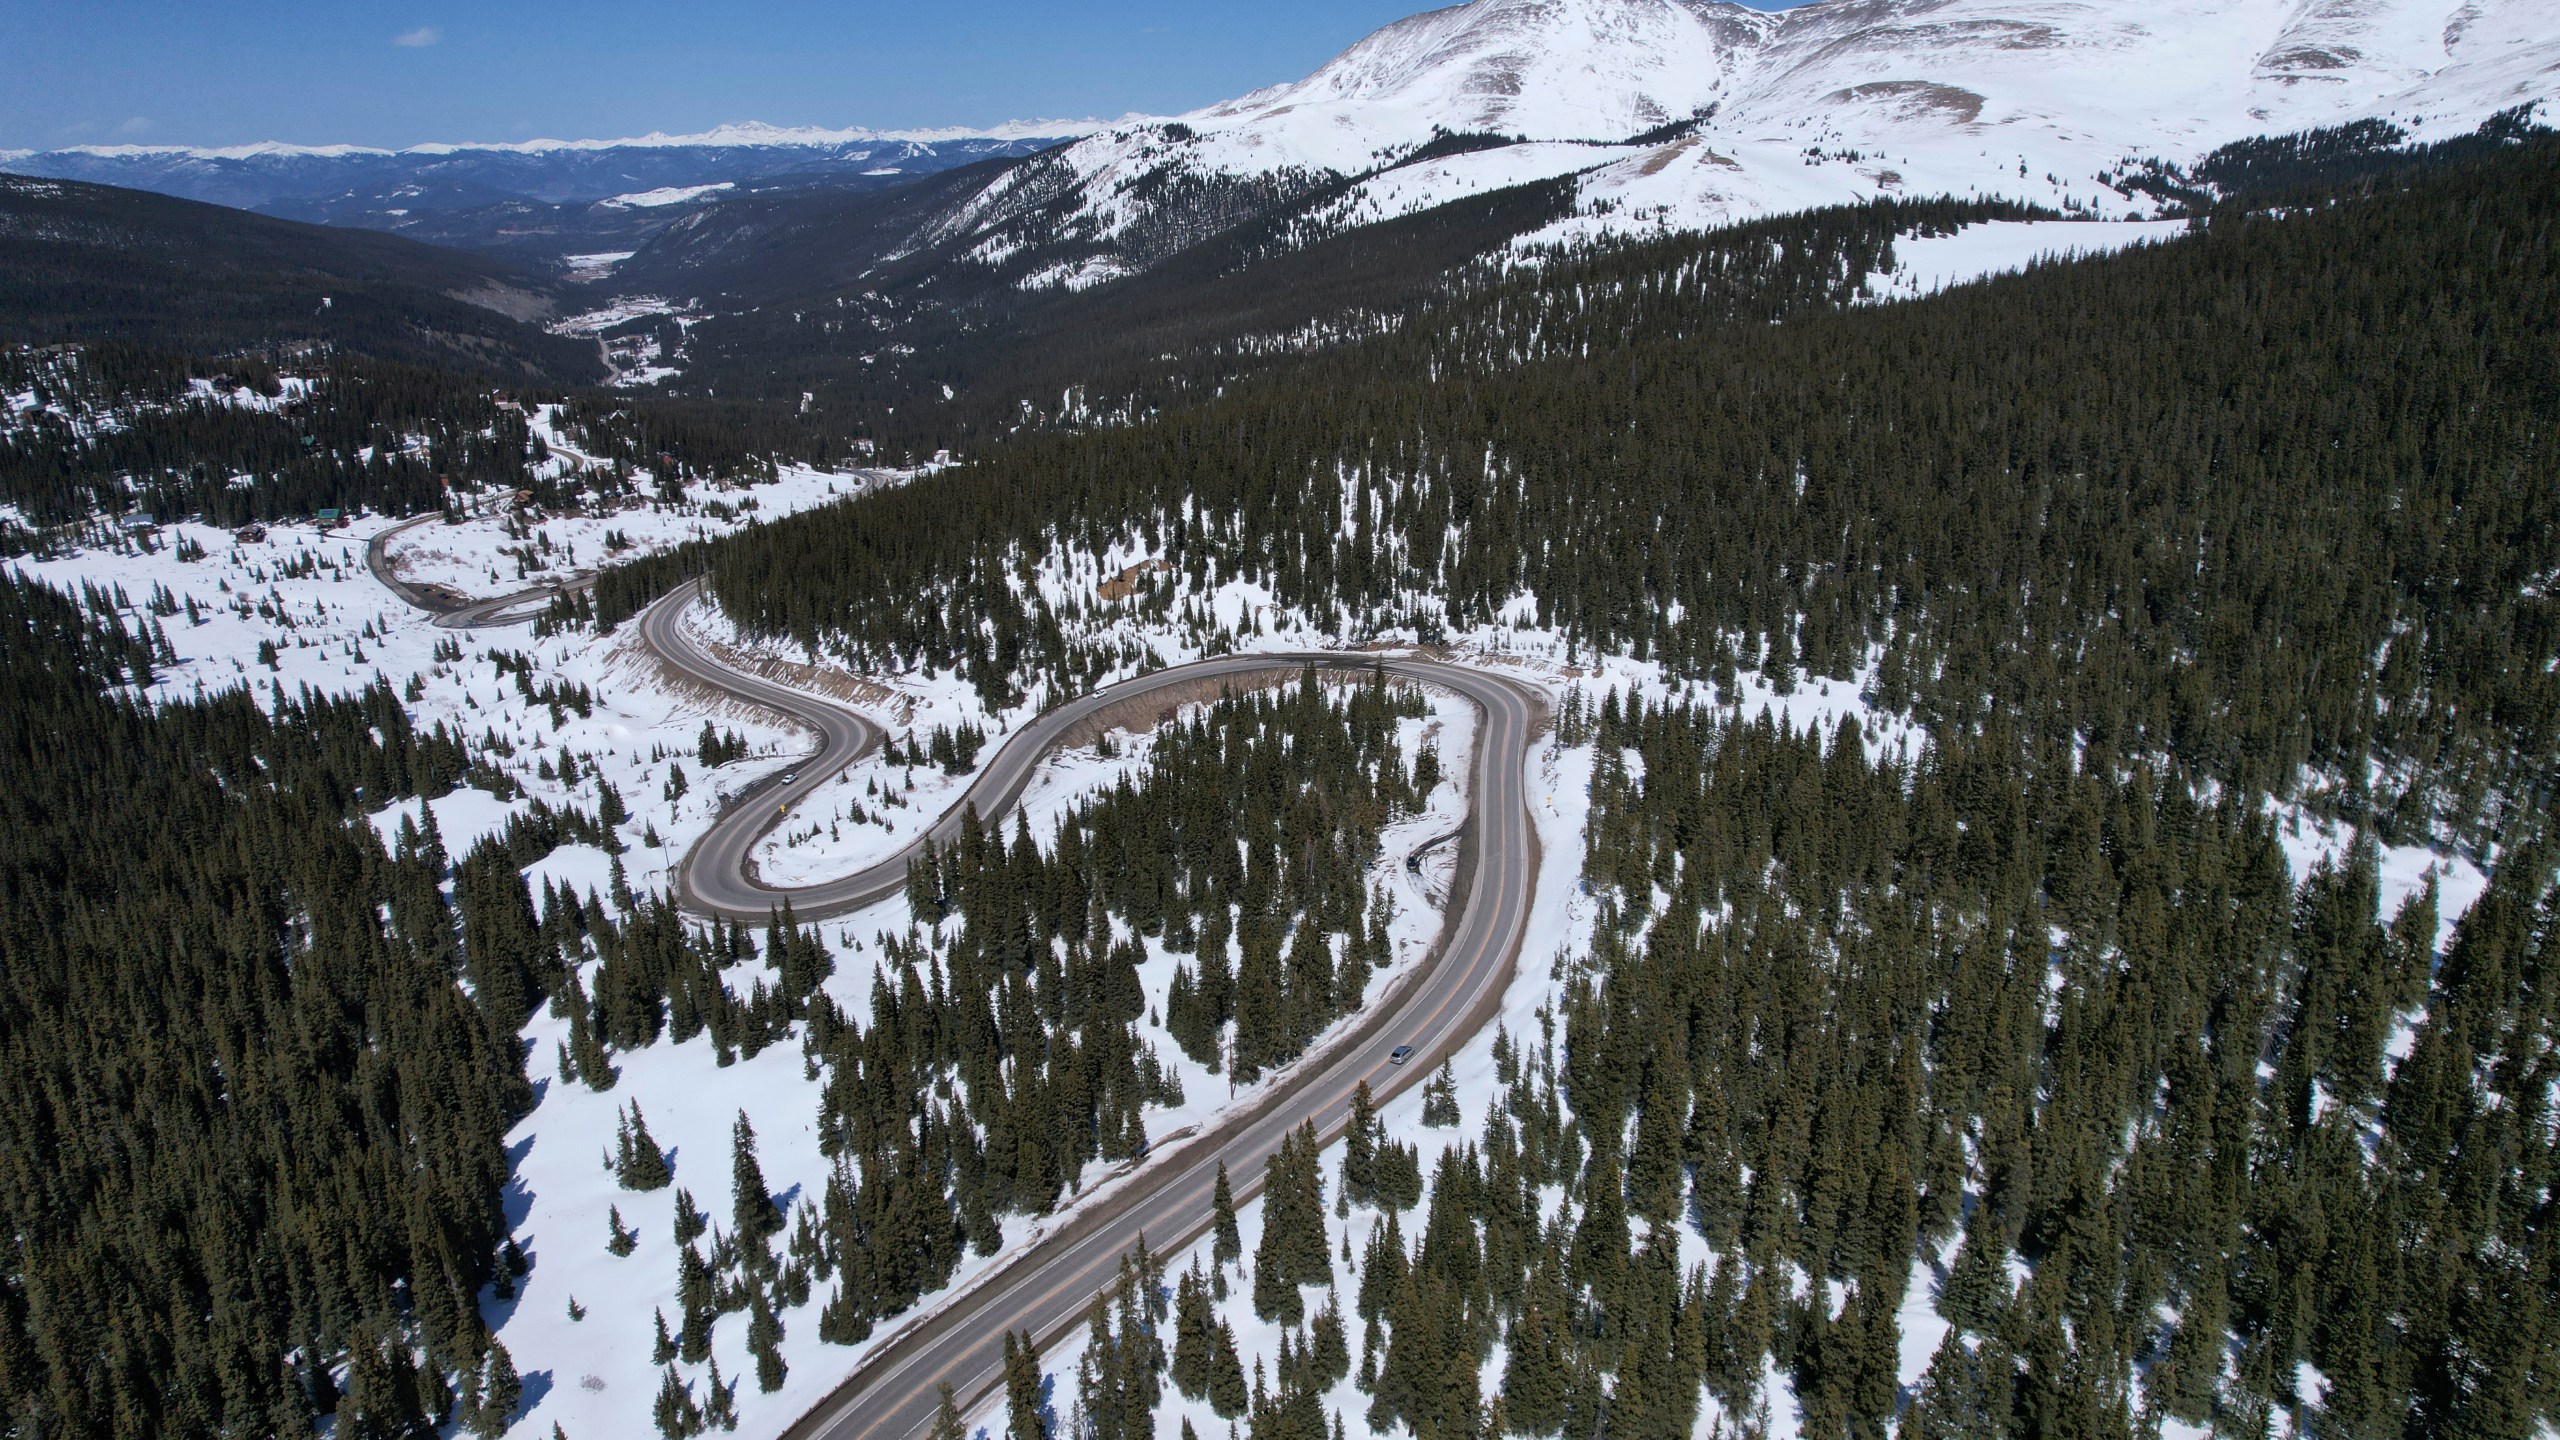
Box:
[637, 583, 1545, 1440]
[382, 560, 1546, 1440]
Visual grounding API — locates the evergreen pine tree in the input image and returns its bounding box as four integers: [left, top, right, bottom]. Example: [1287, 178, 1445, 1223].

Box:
[1938, 1201, 2011, 1337]
[1173, 1268, 1217, 1400]
[749, 1290, 787, 1393]
[1343, 1081, 1380, 1207]
[1499, 1299, 1567, 1436]
[1212, 1162, 1242, 1270]
[703, 1356, 739, 1432]
[732, 1111, 777, 1240]
[1421, 1061, 1462, 1127]
[1007, 1329, 1049, 1440]
[1209, 1320, 1250, 1419]
[655, 1364, 697, 1439]
[467, 1340, 521, 1440]
[679, 1242, 717, 1363]
[617, 1103, 672, 1190]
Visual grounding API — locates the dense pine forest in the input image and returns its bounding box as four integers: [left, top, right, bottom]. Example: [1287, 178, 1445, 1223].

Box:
[1, 109, 2555, 1440]
[601, 134, 2560, 856]
[999, 692, 2560, 1440]
[0, 346, 541, 525]
[0, 343, 851, 530]
[655, 190, 2054, 456]
[799, 676, 1427, 1354]
[0, 571, 544, 1437]
[1107, 692, 2557, 1440]
[1554, 695, 2547, 1440]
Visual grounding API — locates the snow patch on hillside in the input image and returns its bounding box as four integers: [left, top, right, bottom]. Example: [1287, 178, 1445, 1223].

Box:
[10, 467, 2509, 1439]
[376, 460, 880, 604]
[2271, 804, 2489, 957]
[1861, 217, 2192, 302]
[603, 182, 736, 208]
[953, 0, 2560, 278]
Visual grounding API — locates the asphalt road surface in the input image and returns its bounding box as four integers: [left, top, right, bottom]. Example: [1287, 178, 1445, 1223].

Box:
[384, 561, 1547, 1439]
[366, 512, 590, 629]
[632, 580, 1545, 1440]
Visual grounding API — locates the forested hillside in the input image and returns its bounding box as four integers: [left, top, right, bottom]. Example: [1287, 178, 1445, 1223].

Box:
[0, 343, 849, 530]
[2, 106, 2555, 1440]
[565, 130, 2560, 1440]
[1, 346, 541, 526]
[1115, 695, 2556, 1440]
[603, 136, 2560, 857]
[644, 184, 2051, 456]
[1546, 694, 2547, 1440]
[0, 173, 601, 383]
[0, 571, 545, 1437]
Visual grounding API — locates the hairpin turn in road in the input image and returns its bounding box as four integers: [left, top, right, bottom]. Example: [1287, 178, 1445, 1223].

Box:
[376, 559, 1547, 1440]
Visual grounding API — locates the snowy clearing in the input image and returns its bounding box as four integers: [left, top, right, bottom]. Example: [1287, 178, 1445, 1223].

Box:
[1861, 218, 2192, 303]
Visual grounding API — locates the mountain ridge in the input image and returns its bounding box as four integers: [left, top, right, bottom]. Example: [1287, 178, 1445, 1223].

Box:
[0, 172, 605, 381]
[0, 124, 1105, 267]
[0, 117, 1110, 165]
[936, 0, 2560, 282]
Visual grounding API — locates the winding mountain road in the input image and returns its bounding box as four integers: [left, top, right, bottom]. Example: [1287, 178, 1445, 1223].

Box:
[377, 556, 1547, 1440]
[366, 512, 592, 629]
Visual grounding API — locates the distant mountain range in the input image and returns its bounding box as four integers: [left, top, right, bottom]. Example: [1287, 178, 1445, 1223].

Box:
[10, 0, 2551, 290]
[0, 123, 1101, 264]
[5, 0, 2552, 434]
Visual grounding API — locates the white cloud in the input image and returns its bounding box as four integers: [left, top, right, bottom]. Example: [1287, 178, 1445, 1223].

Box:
[116, 116, 153, 136]
[392, 26, 441, 47]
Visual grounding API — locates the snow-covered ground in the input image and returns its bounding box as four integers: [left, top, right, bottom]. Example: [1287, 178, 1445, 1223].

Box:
[378, 463, 887, 602]
[546, 306, 701, 386]
[10, 470, 2503, 1438]
[561, 252, 637, 283]
[942, 0, 2560, 276]
[498, 672, 1484, 1440]
[2271, 802, 2488, 958]
[14, 518, 437, 703]
[603, 182, 737, 209]
[1862, 217, 2191, 303]
[551, 299, 692, 340]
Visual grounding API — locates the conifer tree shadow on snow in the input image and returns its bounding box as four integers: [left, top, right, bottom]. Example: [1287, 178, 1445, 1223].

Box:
[502, 1134, 539, 1228]
[516, 1369, 555, 1415]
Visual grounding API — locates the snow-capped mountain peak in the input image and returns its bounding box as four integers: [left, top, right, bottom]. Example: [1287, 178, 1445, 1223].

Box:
[1192, 0, 1774, 164]
[937, 0, 2559, 288]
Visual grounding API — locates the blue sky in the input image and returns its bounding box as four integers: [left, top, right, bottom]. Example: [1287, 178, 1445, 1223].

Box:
[6, 0, 1804, 152]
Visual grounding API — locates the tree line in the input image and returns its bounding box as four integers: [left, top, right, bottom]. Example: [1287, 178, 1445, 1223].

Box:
[1026, 691, 2554, 1440]
[0, 570, 578, 1438]
[596, 136, 2560, 859]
